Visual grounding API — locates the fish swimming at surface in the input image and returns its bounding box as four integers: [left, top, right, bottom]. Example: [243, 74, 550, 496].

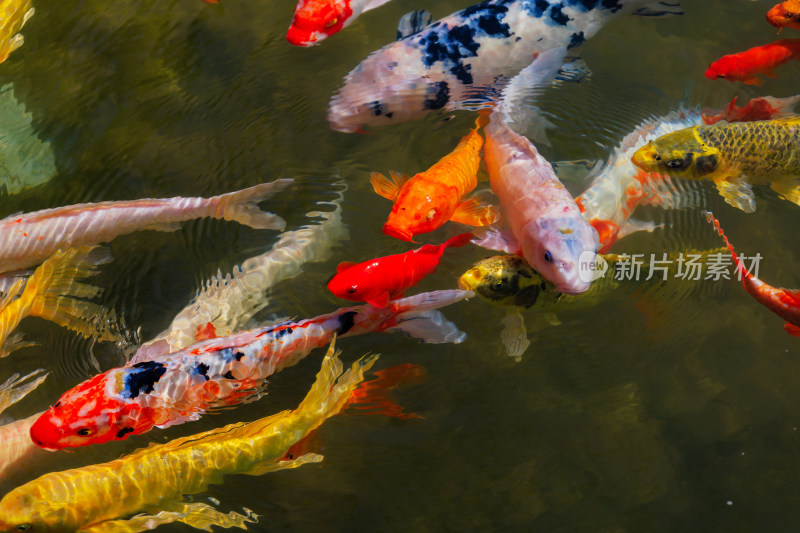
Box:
[705, 39, 800, 85]
[767, 0, 800, 33]
[287, 0, 394, 46]
[328, 0, 683, 132]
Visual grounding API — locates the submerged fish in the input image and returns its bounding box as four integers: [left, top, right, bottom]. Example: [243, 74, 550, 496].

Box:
[0, 179, 292, 274]
[480, 48, 598, 295]
[631, 118, 800, 213]
[29, 290, 471, 449]
[0, 0, 33, 64]
[767, 0, 800, 32]
[372, 117, 497, 241]
[0, 371, 48, 484]
[705, 211, 800, 337]
[0, 246, 122, 356]
[328, 233, 473, 307]
[701, 95, 800, 125]
[328, 0, 682, 132]
[705, 39, 800, 85]
[0, 342, 375, 532]
[287, 0, 393, 46]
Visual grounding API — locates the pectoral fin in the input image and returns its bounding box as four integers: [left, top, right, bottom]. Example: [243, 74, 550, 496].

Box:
[245, 452, 324, 476]
[715, 175, 756, 213]
[471, 228, 520, 255]
[367, 292, 391, 308]
[769, 178, 800, 207]
[742, 76, 764, 86]
[785, 322, 800, 337]
[617, 218, 663, 240]
[450, 196, 500, 226]
[370, 171, 409, 201]
[501, 308, 530, 362]
[79, 502, 257, 533]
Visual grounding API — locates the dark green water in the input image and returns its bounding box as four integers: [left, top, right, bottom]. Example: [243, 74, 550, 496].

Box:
[2, 0, 800, 530]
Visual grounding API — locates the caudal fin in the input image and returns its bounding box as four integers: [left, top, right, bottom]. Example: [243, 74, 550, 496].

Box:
[0, 368, 47, 415]
[382, 289, 473, 343]
[702, 211, 748, 279]
[217, 179, 293, 230]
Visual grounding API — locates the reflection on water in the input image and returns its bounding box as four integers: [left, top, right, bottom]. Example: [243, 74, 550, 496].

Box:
[1, 0, 800, 531]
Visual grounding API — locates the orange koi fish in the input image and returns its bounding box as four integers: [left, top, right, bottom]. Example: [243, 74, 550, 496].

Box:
[767, 0, 800, 33]
[702, 95, 800, 125]
[371, 117, 498, 242]
[705, 39, 800, 85]
[705, 211, 800, 337]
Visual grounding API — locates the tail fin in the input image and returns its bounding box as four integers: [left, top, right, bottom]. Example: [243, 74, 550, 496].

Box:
[216, 179, 293, 230]
[21, 246, 124, 343]
[0, 368, 47, 415]
[347, 363, 426, 420]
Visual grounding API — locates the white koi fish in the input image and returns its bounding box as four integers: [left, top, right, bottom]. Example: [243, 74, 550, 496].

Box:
[328, 0, 682, 132]
[480, 48, 598, 294]
[0, 179, 292, 274]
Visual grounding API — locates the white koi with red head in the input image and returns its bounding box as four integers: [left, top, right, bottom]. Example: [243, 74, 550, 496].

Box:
[286, 0, 393, 46]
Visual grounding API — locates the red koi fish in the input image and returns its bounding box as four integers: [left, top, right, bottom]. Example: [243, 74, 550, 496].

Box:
[705, 211, 800, 337]
[767, 0, 800, 33]
[702, 95, 800, 125]
[286, 0, 393, 46]
[705, 39, 800, 85]
[327, 233, 473, 308]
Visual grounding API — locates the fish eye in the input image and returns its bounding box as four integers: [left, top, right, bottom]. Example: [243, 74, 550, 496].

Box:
[77, 428, 93, 436]
[492, 281, 504, 290]
[544, 251, 553, 263]
[17, 525, 32, 531]
[717, 75, 725, 79]
[326, 17, 338, 27]
[53, 401, 61, 408]
[346, 287, 357, 294]
[653, 154, 661, 161]
[785, 12, 794, 18]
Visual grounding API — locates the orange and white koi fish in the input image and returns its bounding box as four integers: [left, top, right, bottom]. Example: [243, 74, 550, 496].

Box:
[29, 290, 470, 449]
[372, 118, 498, 242]
[287, 0, 394, 46]
[0, 0, 33, 64]
[0, 179, 292, 274]
[0, 343, 376, 532]
[0, 246, 122, 356]
[767, 0, 800, 33]
[705, 211, 800, 337]
[705, 39, 800, 85]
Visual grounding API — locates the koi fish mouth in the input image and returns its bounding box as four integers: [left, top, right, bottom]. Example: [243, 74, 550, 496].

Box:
[382, 224, 414, 242]
[286, 26, 321, 47]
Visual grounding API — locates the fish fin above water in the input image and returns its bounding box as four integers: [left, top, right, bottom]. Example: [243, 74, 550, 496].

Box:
[501, 308, 529, 363]
[370, 171, 408, 200]
[451, 196, 500, 226]
[396, 9, 432, 39]
[631, 1, 684, 17]
[218, 179, 293, 231]
[385, 309, 466, 344]
[471, 228, 521, 255]
[785, 322, 800, 337]
[715, 176, 756, 213]
[769, 178, 800, 207]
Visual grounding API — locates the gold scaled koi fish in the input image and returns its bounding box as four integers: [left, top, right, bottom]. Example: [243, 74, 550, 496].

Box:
[0, 341, 376, 532]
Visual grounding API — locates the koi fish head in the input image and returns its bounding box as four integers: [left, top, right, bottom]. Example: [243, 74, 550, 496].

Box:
[327, 261, 391, 307]
[767, 3, 800, 30]
[0, 486, 73, 533]
[458, 255, 547, 308]
[383, 181, 455, 241]
[520, 216, 599, 295]
[29, 364, 165, 449]
[286, 0, 353, 46]
[631, 130, 721, 181]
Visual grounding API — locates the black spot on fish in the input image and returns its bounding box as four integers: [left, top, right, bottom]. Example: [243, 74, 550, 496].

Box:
[337, 311, 358, 336]
[385, 112, 394, 119]
[223, 370, 235, 380]
[515, 284, 542, 308]
[235, 351, 246, 361]
[528, 0, 550, 17]
[549, 5, 571, 25]
[195, 363, 210, 381]
[665, 152, 694, 171]
[369, 101, 385, 116]
[516, 36, 522, 41]
[695, 154, 718, 175]
[424, 81, 450, 110]
[122, 361, 167, 399]
[116, 427, 134, 439]
[568, 31, 585, 48]
[274, 326, 294, 339]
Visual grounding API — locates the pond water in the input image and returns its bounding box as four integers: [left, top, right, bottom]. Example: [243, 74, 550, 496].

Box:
[2, 0, 800, 531]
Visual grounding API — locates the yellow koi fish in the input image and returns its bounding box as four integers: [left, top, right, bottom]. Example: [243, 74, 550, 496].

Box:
[0, 246, 123, 356]
[0, 341, 376, 532]
[0, 0, 33, 64]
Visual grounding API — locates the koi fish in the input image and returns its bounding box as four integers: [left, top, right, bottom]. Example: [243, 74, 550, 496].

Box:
[767, 0, 800, 33]
[152, 186, 348, 352]
[702, 95, 800, 125]
[479, 48, 598, 294]
[704, 39, 800, 85]
[327, 233, 473, 307]
[705, 211, 800, 337]
[0, 342, 375, 532]
[372, 118, 497, 242]
[328, 0, 683, 132]
[0, 246, 122, 356]
[0, 179, 292, 274]
[29, 290, 471, 449]
[0, 371, 48, 484]
[631, 117, 800, 213]
[0, 0, 33, 64]
[287, 0, 393, 46]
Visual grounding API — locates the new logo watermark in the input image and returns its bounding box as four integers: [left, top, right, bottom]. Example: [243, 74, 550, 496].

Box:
[578, 251, 608, 283]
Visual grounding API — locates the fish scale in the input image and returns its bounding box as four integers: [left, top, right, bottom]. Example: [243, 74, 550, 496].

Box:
[698, 120, 800, 175]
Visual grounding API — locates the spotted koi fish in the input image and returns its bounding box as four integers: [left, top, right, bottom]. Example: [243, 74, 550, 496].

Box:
[0, 179, 291, 274]
[328, 0, 682, 132]
[29, 290, 471, 449]
[0, 342, 375, 532]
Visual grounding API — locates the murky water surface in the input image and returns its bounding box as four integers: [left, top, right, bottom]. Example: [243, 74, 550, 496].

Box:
[3, 0, 800, 530]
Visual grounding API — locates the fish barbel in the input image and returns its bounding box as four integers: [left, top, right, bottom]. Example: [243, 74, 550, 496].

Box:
[0, 179, 292, 273]
[631, 118, 800, 213]
[0, 342, 376, 532]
